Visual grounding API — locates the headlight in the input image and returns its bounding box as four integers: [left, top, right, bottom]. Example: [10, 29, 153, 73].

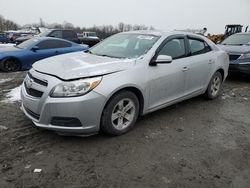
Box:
[50, 77, 102, 97]
[239, 53, 250, 60]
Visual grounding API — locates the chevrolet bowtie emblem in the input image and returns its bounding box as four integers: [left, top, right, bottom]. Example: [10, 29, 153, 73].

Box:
[25, 77, 34, 89]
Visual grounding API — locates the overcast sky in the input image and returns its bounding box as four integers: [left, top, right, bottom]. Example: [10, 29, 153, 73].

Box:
[0, 0, 249, 33]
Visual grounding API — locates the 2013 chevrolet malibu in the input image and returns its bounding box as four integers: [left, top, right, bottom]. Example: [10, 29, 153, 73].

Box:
[21, 31, 229, 136]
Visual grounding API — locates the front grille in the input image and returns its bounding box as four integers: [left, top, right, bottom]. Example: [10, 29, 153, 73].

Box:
[23, 105, 40, 120]
[24, 71, 48, 98]
[28, 72, 48, 87]
[229, 54, 241, 61]
[51, 117, 82, 127]
[24, 82, 44, 98]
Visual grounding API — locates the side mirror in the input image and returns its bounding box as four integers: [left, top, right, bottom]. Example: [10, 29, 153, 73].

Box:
[31, 46, 39, 51]
[150, 55, 172, 66]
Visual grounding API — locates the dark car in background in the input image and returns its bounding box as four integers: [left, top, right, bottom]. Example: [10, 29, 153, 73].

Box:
[0, 37, 88, 72]
[0, 33, 9, 43]
[15, 29, 79, 44]
[218, 33, 250, 75]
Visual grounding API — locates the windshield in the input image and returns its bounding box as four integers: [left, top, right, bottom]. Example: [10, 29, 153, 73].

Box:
[90, 34, 159, 59]
[38, 30, 51, 37]
[222, 34, 250, 45]
[17, 38, 39, 49]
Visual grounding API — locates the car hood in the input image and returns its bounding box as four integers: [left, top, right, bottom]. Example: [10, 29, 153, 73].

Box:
[33, 52, 136, 80]
[217, 44, 250, 54]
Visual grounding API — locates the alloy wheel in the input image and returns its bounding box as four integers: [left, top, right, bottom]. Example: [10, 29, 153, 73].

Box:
[111, 98, 136, 130]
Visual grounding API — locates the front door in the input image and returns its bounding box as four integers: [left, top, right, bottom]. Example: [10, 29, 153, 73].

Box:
[148, 37, 188, 110]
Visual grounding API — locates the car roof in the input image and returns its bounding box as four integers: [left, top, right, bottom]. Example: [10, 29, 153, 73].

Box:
[120, 30, 207, 38]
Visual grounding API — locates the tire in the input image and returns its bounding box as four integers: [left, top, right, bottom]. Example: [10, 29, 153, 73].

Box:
[101, 91, 140, 136]
[205, 72, 223, 99]
[0, 58, 21, 72]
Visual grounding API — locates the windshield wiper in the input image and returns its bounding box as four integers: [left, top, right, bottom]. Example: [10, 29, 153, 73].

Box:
[14, 45, 22, 49]
[85, 49, 92, 54]
[95, 53, 121, 59]
[238, 43, 250, 46]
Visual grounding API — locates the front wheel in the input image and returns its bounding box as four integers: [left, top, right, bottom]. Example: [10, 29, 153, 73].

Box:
[101, 91, 139, 136]
[0, 58, 21, 72]
[205, 72, 223, 99]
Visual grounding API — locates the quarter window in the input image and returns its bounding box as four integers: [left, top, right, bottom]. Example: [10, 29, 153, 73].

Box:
[159, 38, 186, 59]
[188, 38, 211, 55]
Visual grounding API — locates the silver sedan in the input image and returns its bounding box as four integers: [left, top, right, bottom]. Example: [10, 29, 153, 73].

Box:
[21, 31, 229, 136]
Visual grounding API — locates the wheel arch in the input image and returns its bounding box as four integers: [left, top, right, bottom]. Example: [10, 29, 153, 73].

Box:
[216, 68, 225, 81]
[102, 86, 145, 116]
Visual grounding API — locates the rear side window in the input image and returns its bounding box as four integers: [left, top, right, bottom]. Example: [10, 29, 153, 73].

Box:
[63, 31, 77, 38]
[37, 39, 72, 49]
[159, 38, 186, 59]
[188, 38, 211, 55]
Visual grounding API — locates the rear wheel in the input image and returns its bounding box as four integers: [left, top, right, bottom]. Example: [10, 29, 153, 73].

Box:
[101, 91, 139, 136]
[205, 72, 223, 99]
[0, 58, 21, 72]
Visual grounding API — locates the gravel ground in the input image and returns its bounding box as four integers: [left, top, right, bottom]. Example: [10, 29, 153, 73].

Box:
[0, 71, 249, 188]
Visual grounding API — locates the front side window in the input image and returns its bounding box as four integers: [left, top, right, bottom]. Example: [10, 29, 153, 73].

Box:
[158, 38, 186, 59]
[37, 39, 71, 49]
[189, 38, 211, 55]
[49, 31, 63, 38]
[90, 34, 159, 59]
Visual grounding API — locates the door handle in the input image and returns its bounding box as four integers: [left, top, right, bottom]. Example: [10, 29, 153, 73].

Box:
[182, 66, 189, 72]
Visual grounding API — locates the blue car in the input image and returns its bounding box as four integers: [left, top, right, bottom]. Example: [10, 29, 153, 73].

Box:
[0, 33, 9, 43]
[0, 37, 88, 72]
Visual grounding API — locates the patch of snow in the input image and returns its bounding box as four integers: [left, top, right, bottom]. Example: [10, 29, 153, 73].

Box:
[0, 125, 8, 130]
[1, 85, 21, 103]
[0, 78, 12, 84]
[34, 169, 42, 173]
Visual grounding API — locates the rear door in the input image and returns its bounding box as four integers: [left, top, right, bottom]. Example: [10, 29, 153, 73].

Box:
[63, 30, 78, 43]
[183, 36, 215, 95]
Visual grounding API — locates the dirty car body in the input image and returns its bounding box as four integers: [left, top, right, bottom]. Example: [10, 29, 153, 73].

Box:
[218, 33, 250, 75]
[21, 31, 229, 136]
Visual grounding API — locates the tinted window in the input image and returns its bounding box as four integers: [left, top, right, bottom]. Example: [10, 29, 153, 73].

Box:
[159, 38, 186, 59]
[189, 38, 211, 55]
[63, 31, 76, 38]
[37, 39, 72, 49]
[49, 31, 63, 38]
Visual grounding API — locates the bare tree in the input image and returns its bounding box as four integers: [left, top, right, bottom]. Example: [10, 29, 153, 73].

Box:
[0, 15, 19, 31]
